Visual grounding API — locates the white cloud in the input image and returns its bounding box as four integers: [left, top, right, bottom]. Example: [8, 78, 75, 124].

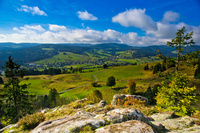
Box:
[17, 5, 47, 16]
[49, 24, 67, 31]
[0, 24, 141, 45]
[162, 11, 180, 23]
[77, 10, 98, 21]
[112, 9, 157, 31]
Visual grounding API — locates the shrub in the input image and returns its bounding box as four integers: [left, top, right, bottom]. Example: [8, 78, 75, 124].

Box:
[145, 86, 154, 104]
[126, 79, 136, 95]
[106, 76, 116, 88]
[0, 77, 4, 84]
[18, 112, 45, 130]
[156, 72, 196, 116]
[143, 63, 149, 70]
[45, 109, 75, 120]
[116, 96, 145, 107]
[88, 90, 103, 103]
[194, 63, 200, 79]
[153, 63, 162, 74]
[91, 81, 98, 87]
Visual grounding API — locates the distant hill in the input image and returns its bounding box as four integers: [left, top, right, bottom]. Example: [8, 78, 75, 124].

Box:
[89, 43, 132, 51]
[0, 42, 40, 49]
[0, 43, 200, 68]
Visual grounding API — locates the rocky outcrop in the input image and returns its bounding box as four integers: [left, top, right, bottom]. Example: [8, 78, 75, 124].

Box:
[31, 114, 106, 133]
[150, 112, 200, 132]
[150, 112, 177, 121]
[0, 124, 14, 133]
[111, 94, 148, 105]
[96, 120, 154, 133]
[152, 116, 199, 131]
[104, 108, 150, 124]
[98, 100, 107, 107]
[32, 108, 151, 133]
[3, 97, 200, 133]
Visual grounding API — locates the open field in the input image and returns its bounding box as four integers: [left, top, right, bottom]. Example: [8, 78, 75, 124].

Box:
[18, 60, 200, 109]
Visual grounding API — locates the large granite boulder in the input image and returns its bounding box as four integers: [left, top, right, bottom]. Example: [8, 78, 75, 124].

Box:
[152, 116, 199, 130]
[31, 114, 106, 133]
[150, 112, 177, 121]
[96, 120, 154, 133]
[104, 108, 150, 124]
[111, 94, 148, 105]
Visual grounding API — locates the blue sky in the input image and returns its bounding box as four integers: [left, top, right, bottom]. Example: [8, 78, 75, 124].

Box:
[0, 0, 199, 46]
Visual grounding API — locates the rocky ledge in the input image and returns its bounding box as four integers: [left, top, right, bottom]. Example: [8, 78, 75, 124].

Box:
[1, 95, 200, 133]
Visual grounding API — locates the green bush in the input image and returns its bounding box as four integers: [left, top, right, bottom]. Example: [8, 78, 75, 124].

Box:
[194, 63, 200, 79]
[18, 112, 45, 130]
[91, 81, 98, 87]
[156, 72, 196, 116]
[126, 79, 136, 95]
[88, 90, 103, 103]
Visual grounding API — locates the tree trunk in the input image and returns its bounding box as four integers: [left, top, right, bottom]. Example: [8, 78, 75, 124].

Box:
[176, 50, 180, 71]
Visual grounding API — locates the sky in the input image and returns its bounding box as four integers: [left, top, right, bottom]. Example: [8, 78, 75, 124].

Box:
[0, 0, 200, 46]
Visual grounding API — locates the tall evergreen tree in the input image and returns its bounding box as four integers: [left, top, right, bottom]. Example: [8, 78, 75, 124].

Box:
[167, 26, 194, 71]
[1, 56, 33, 122]
[49, 88, 59, 107]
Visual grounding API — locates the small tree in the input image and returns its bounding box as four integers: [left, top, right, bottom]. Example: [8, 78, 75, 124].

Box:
[91, 81, 98, 87]
[106, 76, 116, 88]
[194, 63, 200, 79]
[156, 72, 196, 116]
[49, 88, 59, 107]
[126, 79, 136, 95]
[1, 56, 33, 122]
[145, 86, 154, 104]
[0, 77, 4, 84]
[153, 63, 162, 74]
[88, 90, 103, 103]
[167, 26, 194, 71]
[103, 64, 108, 69]
[143, 64, 149, 70]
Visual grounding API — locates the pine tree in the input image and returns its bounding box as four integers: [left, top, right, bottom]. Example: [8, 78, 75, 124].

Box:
[49, 88, 59, 107]
[167, 26, 194, 71]
[145, 86, 154, 104]
[1, 56, 33, 122]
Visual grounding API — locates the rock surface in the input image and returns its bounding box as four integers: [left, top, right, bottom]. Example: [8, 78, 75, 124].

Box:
[111, 94, 148, 105]
[98, 100, 107, 107]
[105, 108, 150, 124]
[150, 113, 200, 132]
[150, 112, 176, 121]
[96, 120, 154, 133]
[152, 116, 199, 130]
[0, 124, 14, 133]
[31, 114, 106, 133]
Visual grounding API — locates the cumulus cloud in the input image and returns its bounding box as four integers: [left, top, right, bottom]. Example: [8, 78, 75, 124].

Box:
[77, 10, 98, 21]
[112, 9, 157, 31]
[17, 5, 47, 16]
[0, 24, 142, 45]
[0, 23, 199, 46]
[49, 24, 67, 31]
[162, 11, 180, 23]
